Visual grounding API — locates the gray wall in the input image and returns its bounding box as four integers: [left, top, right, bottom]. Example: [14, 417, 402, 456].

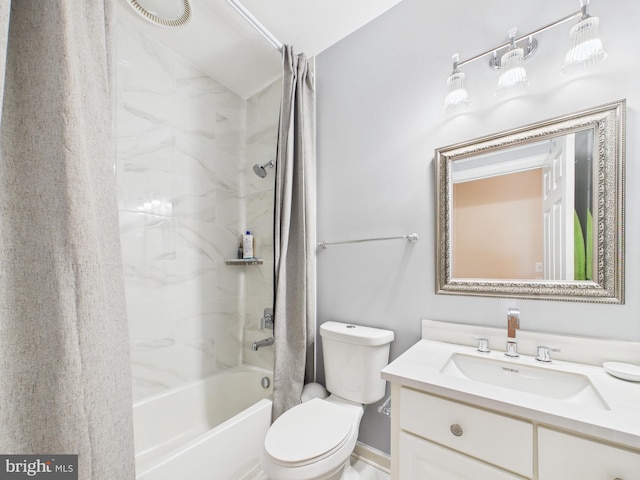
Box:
[315, 0, 640, 454]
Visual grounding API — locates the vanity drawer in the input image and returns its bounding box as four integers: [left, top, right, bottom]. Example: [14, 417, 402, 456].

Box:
[538, 427, 640, 479]
[399, 431, 526, 479]
[400, 387, 533, 478]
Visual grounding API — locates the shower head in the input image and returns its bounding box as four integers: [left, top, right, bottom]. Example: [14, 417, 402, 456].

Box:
[252, 160, 274, 178]
[125, 0, 192, 27]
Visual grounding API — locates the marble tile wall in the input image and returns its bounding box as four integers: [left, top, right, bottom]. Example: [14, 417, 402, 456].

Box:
[115, 20, 279, 401]
[243, 80, 281, 370]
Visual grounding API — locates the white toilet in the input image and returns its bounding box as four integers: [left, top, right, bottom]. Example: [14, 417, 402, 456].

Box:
[261, 321, 394, 480]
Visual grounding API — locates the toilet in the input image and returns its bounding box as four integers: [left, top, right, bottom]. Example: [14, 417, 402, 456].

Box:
[260, 321, 394, 480]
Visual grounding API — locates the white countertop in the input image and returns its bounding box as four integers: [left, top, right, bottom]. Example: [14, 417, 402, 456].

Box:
[382, 338, 640, 449]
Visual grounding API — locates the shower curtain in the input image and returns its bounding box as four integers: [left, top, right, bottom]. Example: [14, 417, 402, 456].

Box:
[0, 1, 135, 478]
[273, 45, 316, 420]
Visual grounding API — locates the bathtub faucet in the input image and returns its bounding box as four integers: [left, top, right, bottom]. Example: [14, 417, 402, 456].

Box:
[252, 337, 274, 351]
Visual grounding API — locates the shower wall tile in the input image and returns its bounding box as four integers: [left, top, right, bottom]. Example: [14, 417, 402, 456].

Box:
[118, 166, 175, 216]
[218, 263, 244, 299]
[172, 176, 217, 223]
[130, 343, 220, 401]
[243, 80, 280, 372]
[175, 219, 232, 264]
[246, 79, 281, 141]
[128, 295, 241, 391]
[122, 260, 217, 305]
[173, 298, 240, 341]
[127, 301, 187, 340]
[216, 189, 243, 229]
[119, 211, 176, 264]
[117, 18, 279, 400]
[243, 293, 276, 370]
[215, 113, 246, 155]
[245, 259, 274, 296]
[116, 19, 250, 401]
[176, 59, 244, 123]
[116, 23, 175, 96]
[175, 135, 242, 191]
[246, 190, 275, 250]
[116, 130, 175, 181]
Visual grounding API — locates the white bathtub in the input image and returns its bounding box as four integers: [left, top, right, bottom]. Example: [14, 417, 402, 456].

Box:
[133, 366, 273, 480]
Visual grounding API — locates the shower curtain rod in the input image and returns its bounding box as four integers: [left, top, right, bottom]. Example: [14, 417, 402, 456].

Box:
[317, 233, 419, 249]
[226, 0, 284, 51]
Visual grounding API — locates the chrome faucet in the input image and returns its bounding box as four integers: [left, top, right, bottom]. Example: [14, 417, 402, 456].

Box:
[535, 346, 560, 363]
[505, 308, 520, 358]
[252, 337, 274, 351]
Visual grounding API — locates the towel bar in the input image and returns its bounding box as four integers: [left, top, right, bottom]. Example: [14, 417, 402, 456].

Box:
[318, 233, 418, 249]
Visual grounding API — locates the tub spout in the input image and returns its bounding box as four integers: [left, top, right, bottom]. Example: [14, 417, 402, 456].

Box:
[252, 337, 274, 351]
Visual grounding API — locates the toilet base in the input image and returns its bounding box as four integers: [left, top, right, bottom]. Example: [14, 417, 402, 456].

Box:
[340, 461, 360, 480]
[324, 459, 360, 480]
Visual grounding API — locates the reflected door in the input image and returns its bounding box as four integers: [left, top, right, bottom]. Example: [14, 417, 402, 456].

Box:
[542, 134, 575, 280]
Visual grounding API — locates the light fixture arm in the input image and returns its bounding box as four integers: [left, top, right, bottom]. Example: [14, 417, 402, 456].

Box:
[455, 8, 584, 70]
[442, 0, 606, 115]
[450, 53, 461, 74]
[580, 0, 591, 19]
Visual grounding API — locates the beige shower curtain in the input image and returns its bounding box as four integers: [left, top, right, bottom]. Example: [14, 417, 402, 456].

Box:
[0, 1, 135, 478]
[272, 45, 316, 420]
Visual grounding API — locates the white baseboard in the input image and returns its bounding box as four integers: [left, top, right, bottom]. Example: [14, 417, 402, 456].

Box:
[352, 442, 390, 473]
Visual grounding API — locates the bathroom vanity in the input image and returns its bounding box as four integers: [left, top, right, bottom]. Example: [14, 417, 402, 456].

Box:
[381, 320, 640, 479]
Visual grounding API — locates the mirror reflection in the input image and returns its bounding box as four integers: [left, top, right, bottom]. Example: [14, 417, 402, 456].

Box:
[452, 129, 594, 281]
[436, 100, 625, 303]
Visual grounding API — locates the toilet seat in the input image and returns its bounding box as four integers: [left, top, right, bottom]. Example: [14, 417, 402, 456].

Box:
[264, 398, 357, 467]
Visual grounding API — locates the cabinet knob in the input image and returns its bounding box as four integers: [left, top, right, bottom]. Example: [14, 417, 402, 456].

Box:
[450, 423, 463, 437]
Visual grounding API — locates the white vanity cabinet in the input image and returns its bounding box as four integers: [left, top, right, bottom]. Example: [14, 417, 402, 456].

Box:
[390, 384, 640, 479]
[538, 427, 640, 479]
[399, 431, 525, 479]
[399, 387, 533, 477]
[394, 385, 532, 479]
[382, 322, 640, 480]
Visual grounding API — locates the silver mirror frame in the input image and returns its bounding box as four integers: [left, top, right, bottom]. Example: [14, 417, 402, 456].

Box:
[435, 100, 625, 303]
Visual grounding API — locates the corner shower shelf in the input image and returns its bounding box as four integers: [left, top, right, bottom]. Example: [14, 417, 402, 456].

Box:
[225, 258, 263, 266]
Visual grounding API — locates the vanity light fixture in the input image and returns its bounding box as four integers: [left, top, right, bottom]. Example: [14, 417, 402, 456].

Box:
[494, 28, 531, 98]
[442, 54, 471, 115]
[561, 0, 607, 75]
[443, 0, 606, 115]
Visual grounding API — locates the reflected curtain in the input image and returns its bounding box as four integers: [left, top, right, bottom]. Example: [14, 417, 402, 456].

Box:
[273, 45, 316, 420]
[0, 1, 135, 478]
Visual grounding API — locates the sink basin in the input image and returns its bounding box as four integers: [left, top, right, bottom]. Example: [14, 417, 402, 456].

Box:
[441, 353, 609, 410]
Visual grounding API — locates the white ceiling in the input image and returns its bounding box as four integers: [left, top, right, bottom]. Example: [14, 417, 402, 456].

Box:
[116, 0, 404, 98]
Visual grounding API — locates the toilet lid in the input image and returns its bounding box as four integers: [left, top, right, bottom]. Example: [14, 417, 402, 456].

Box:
[265, 398, 355, 466]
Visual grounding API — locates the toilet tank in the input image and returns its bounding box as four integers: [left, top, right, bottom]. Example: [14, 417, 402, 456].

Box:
[320, 321, 394, 404]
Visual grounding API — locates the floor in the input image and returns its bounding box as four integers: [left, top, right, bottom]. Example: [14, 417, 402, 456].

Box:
[247, 457, 390, 480]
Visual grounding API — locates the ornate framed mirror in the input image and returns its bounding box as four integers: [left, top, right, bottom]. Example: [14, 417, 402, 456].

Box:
[435, 100, 625, 303]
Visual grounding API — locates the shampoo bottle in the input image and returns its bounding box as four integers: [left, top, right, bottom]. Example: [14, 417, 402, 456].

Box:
[242, 231, 254, 259]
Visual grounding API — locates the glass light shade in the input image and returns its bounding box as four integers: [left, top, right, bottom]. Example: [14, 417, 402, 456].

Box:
[443, 71, 470, 115]
[494, 47, 530, 98]
[561, 16, 607, 75]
